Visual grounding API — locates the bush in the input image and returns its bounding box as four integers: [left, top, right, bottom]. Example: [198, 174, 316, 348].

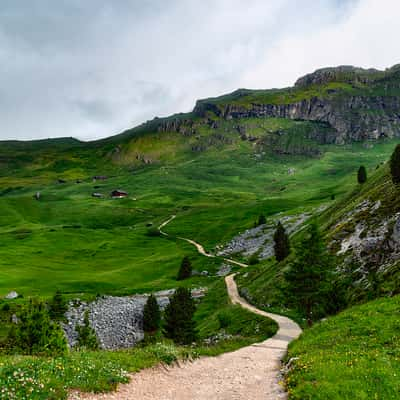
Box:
[146, 227, 161, 237]
[2, 303, 10, 312]
[76, 311, 98, 350]
[257, 215, 266, 226]
[164, 287, 197, 345]
[248, 254, 260, 265]
[177, 256, 192, 280]
[49, 290, 68, 321]
[8, 299, 68, 356]
[217, 311, 232, 329]
[143, 294, 161, 333]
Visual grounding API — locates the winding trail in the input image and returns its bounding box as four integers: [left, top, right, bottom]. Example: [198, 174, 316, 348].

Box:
[71, 216, 301, 400]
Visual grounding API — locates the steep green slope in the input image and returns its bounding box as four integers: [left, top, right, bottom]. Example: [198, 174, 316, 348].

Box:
[286, 295, 400, 399]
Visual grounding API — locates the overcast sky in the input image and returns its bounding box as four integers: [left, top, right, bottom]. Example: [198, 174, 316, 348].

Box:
[0, 0, 399, 141]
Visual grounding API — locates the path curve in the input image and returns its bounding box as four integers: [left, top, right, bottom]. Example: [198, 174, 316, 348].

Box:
[70, 216, 302, 400]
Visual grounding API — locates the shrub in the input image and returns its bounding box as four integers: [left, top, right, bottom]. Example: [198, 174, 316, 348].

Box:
[49, 290, 68, 321]
[76, 311, 98, 350]
[143, 294, 161, 333]
[177, 256, 192, 280]
[8, 298, 68, 356]
[248, 254, 260, 265]
[257, 215, 266, 226]
[164, 287, 197, 345]
[217, 311, 232, 329]
[146, 227, 161, 237]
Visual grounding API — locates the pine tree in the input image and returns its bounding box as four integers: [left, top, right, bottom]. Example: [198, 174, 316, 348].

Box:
[258, 215, 266, 226]
[76, 311, 98, 350]
[357, 165, 367, 184]
[49, 290, 68, 321]
[390, 144, 400, 184]
[177, 256, 192, 280]
[284, 223, 329, 326]
[164, 287, 197, 344]
[9, 299, 68, 355]
[143, 294, 161, 333]
[273, 221, 290, 262]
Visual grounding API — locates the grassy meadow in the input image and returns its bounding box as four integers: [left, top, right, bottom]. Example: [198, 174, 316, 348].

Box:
[286, 295, 400, 399]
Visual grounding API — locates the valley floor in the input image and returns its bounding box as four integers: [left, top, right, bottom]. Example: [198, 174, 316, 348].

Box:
[70, 275, 301, 400]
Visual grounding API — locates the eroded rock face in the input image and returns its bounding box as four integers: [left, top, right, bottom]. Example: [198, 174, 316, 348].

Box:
[194, 96, 400, 145]
[333, 199, 400, 268]
[63, 288, 206, 350]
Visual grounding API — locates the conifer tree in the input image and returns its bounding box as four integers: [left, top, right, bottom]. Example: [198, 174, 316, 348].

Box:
[76, 311, 98, 350]
[390, 144, 400, 184]
[164, 287, 196, 344]
[273, 221, 290, 262]
[177, 256, 192, 280]
[357, 165, 367, 184]
[9, 299, 68, 355]
[143, 294, 161, 333]
[258, 215, 267, 226]
[284, 223, 329, 326]
[49, 290, 68, 321]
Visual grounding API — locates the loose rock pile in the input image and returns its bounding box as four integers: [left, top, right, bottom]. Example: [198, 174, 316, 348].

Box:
[63, 288, 206, 350]
[218, 213, 312, 260]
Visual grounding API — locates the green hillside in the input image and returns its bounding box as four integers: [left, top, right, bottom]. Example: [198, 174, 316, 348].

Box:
[286, 295, 400, 399]
[2, 64, 400, 398]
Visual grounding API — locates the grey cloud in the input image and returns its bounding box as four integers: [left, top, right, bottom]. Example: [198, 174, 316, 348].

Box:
[0, 0, 396, 141]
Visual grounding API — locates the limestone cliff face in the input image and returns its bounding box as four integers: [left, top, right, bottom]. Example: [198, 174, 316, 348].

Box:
[193, 95, 400, 144]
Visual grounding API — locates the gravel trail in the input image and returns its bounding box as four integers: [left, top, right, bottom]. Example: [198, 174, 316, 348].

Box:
[70, 217, 302, 400]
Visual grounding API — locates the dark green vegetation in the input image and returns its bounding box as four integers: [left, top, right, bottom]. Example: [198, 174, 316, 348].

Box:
[390, 143, 400, 184]
[286, 295, 400, 399]
[357, 165, 367, 184]
[49, 290, 68, 321]
[164, 287, 197, 344]
[177, 256, 192, 281]
[143, 294, 161, 333]
[273, 221, 290, 262]
[76, 312, 98, 350]
[7, 299, 67, 356]
[285, 224, 331, 326]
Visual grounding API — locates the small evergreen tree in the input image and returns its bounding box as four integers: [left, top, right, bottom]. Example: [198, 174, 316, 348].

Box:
[390, 144, 400, 184]
[273, 221, 290, 262]
[164, 287, 197, 344]
[76, 311, 98, 350]
[9, 299, 67, 355]
[258, 215, 267, 226]
[49, 290, 68, 321]
[285, 223, 329, 326]
[357, 165, 367, 184]
[177, 256, 192, 280]
[143, 294, 161, 333]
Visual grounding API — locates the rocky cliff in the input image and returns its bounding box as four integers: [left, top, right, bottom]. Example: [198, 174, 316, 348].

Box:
[190, 65, 400, 144]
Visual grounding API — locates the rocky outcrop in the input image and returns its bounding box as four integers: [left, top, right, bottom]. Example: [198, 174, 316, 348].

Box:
[194, 96, 400, 144]
[63, 288, 206, 350]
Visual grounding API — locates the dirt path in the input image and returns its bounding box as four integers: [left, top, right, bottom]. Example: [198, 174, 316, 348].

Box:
[160, 215, 248, 268]
[70, 216, 302, 400]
